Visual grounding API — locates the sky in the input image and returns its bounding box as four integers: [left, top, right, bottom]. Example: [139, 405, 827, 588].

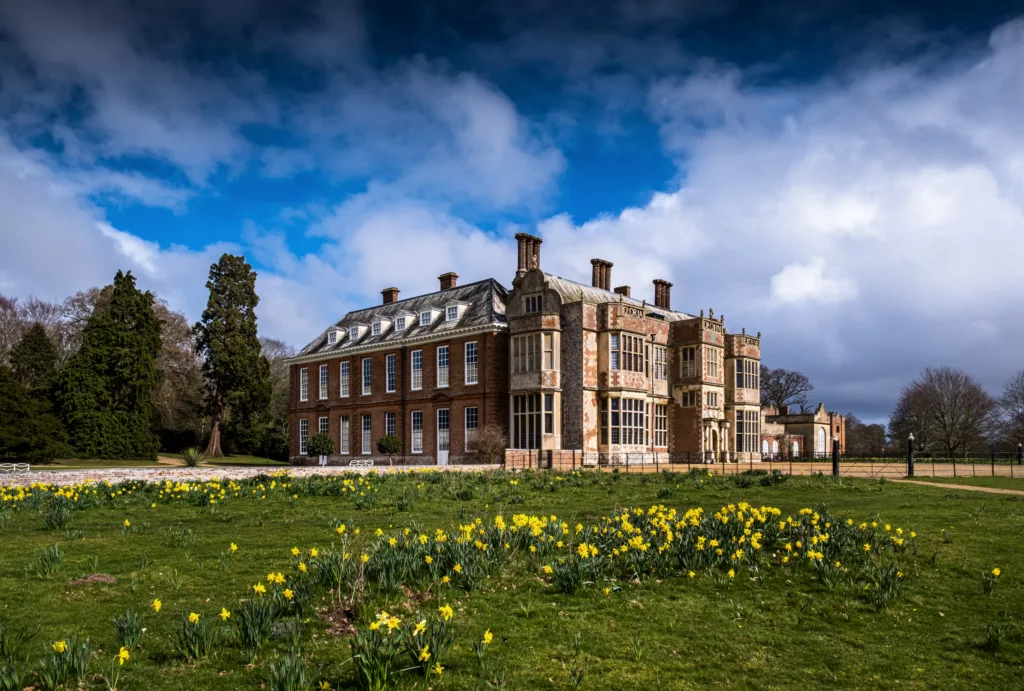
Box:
[1, 0, 1023, 424]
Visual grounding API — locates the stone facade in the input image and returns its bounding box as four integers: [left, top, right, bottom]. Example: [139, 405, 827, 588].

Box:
[760, 403, 846, 458]
[505, 233, 762, 463]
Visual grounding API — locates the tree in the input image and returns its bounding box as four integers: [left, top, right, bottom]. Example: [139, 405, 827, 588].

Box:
[56, 271, 162, 459]
[9, 323, 59, 395]
[193, 254, 272, 457]
[889, 367, 996, 458]
[998, 370, 1024, 446]
[307, 432, 336, 466]
[0, 365, 66, 462]
[844, 412, 887, 454]
[760, 366, 814, 410]
[377, 435, 401, 466]
[468, 424, 507, 465]
[151, 303, 204, 451]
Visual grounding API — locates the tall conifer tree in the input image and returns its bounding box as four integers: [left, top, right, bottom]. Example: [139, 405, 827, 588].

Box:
[57, 271, 162, 459]
[10, 322, 59, 395]
[193, 254, 272, 457]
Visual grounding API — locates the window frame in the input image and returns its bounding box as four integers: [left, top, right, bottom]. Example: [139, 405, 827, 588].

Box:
[680, 346, 696, 377]
[511, 393, 541, 450]
[328, 330, 337, 345]
[361, 357, 372, 395]
[437, 345, 449, 388]
[371, 321, 381, 336]
[299, 368, 308, 402]
[465, 341, 479, 385]
[654, 346, 667, 381]
[318, 415, 328, 436]
[361, 414, 372, 455]
[386, 353, 396, 393]
[339, 415, 350, 455]
[411, 411, 423, 454]
[410, 350, 423, 390]
[420, 311, 433, 326]
[339, 361, 349, 397]
[319, 364, 328, 400]
[735, 358, 759, 390]
[446, 305, 459, 322]
[299, 418, 308, 455]
[395, 316, 406, 331]
[654, 404, 668, 447]
[385, 411, 396, 437]
[465, 406, 479, 452]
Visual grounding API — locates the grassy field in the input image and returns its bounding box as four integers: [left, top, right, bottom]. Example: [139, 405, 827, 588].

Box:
[24, 455, 287, 471]
[1, 470, 1022, 690]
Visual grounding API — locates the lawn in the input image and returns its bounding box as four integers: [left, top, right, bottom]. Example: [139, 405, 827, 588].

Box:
[0, 470, 1022, 690]
[25, 459, 166, 471]
[905, 476, 1024, 491]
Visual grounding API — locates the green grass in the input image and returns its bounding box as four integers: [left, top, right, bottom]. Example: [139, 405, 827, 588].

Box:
[29, 458, 166, 470]
[904, 475, 1024, 491]
[1, 471, 1022, 690]
[160, 452, 287, 467]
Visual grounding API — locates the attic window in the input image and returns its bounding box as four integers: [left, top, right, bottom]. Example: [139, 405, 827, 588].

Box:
[349, 327, 360, 341]
[420, 311, 433, 326]
[446, 306, 459, 322]
[372, 321, 381, 336]
[396, 317, 406, 331]
[328, 331, 337, 345]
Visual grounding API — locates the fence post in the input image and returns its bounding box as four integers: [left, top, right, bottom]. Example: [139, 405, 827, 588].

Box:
[952, 455, 957, 477]
[991, 445, 996, 477]
[1018, 442, 1023, 466]
[832, 438, 840, 477]
[907, 436, 914, 478]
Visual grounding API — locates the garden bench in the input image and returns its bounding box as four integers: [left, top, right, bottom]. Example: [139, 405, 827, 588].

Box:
[349, 458, 375, 468]
[0, 463, 30, 473]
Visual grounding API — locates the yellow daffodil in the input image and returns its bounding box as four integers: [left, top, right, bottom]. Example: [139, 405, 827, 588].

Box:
[117, 647, 130, 665]
[284, 589, 294, 600]
[291, 547, 300, 556]
[438, 604, 454, 621]
[188, 612, 200, 624]
[152, 598, 162, 612]
[51, 641, 67, 653]
[230, 543, 238, 552]
[414, 619, 427, 636]
[433, 663, 443, 676]
[419, 645, 431, 661]
[992, 568, 1001, 577]
[298, 562, 307, 573]
[220, 608, 231, 620]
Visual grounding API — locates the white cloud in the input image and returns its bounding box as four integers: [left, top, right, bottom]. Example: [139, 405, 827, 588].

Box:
[770, 259, 857, 305]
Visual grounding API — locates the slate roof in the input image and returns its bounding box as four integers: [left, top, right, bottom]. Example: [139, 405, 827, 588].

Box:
[292, 279, 509, 361]
[541, 272, 695, 322]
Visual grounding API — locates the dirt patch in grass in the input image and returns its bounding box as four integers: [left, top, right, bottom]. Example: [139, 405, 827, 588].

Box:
[68, 573, 118, 586]
[320, 603, 357, 637]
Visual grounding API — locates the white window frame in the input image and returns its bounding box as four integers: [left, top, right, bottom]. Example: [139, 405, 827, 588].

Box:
[446, 306, 459, 322]
[318, 415, 329, 437]
[299, 368, 308, 402]
[610, 334, 620, 371]
[542, 333, 555, 370]
[299, 418, 308, 455]
[339, 361, 350, 397]
[361, 414, 372, 455]
[511, 393, 541, 449]
[386, 353, 396, 393]
[680, 346, 696, 378]
[465, 406, 479, 452]
[420, 311, 432, 326]
[705, 346, 720, 378]
[437, 345, 449, 388]
[411, 411, 423, 453]
[396, 316, 406, 331]
[385, 411, 396, 437]
[511, 333, 541, 373]
[328, 331, 337, 345]
[654, 346, 667, 381]
[372, 321, 381, 336]
[349, 326, 360, 341]
[339, 415, 350, 455]
[465, 341, 478, 385]
[362, 357, 371, 395]
[319, 364, 328, 400]
[411, 350, 423, 390]
[654, 404, 667, 447]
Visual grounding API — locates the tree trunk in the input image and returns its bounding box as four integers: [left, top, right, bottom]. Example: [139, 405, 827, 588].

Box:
[205, 395, 224, 458]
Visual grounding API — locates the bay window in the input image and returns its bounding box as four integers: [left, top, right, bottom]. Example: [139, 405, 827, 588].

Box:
[511, 393, 541, 449]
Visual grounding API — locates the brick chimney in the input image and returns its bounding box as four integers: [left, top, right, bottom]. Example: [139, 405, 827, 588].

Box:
[515, 233, 543, 277]
[590, 259, 613, 291]
[614, 285, 630, 297]
[381, 287, 400, 304]
[653, 279, 672, 309]
[439, 272, 458, 291]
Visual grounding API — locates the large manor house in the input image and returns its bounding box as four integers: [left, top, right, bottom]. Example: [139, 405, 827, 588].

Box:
[287, 234, 843, 466]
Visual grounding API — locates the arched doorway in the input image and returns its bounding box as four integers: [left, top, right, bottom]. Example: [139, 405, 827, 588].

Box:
[761, 440, 769, 455]
[772, 440, 779, 455]
[817, 428, 826, 454]
[792, 440, 799, 458]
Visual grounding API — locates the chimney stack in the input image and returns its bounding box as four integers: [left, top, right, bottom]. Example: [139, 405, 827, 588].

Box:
[614, 285, 631, 297]
[653, 279, 672, 309]
[439, 272, 458, 291]
[381, 287, 400, 304]
[590, 258, 613, 291]
[515, 233, 543, 276]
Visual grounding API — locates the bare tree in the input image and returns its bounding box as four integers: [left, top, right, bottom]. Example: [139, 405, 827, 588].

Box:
[890, 367, 996, 457]
[845, 412, 887, 453]
[760, 366, 814, 410]
[1000, 370, 1024, 446]
[152, 302, 205, 443]
[261, 337, 296, 425]
[468, 423, 507, 465]
[0, 295, 21, 363]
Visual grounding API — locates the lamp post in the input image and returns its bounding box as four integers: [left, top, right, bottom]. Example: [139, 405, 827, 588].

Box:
[1018, 442, 1022, 466]
[907, 433, 915, 477]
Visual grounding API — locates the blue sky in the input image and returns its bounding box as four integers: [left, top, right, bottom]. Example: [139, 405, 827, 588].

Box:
[1, 0, 1023, 423]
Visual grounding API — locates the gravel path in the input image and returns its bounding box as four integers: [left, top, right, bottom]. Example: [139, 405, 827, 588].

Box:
[890, 479, 1024, 496]
[0, 464, 499, 487]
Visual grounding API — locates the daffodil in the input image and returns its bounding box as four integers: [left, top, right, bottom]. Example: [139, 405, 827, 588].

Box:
[483, 629, 493, 645]
[438, 604, 454, 621]
[51, 640, 67, 653]
[220, 608, 231, 621]
[419, 645, 431, 661]
[284, 589, 294, 600]
[152, 598, 162, 613]
[230, 543, 238, 552]
[188, 612, 200, 624]
[992, 567, 1001, 577]
[118, 647, 130, 665]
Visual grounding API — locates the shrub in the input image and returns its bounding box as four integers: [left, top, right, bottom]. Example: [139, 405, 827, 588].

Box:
[376, 435, 401, 466]
[307, 433, 336, 460]
[469, 424, 507, 465]
[181, 447, 205, 467]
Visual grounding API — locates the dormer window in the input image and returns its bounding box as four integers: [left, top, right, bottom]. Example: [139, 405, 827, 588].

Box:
[420, 311, 433, 326]
[446, 306, 459, 322]
[328, 331, 337, 345]
[372, 321, 381, 336]
[349, 326, 360, 341]
[396, 317, 406, 331]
